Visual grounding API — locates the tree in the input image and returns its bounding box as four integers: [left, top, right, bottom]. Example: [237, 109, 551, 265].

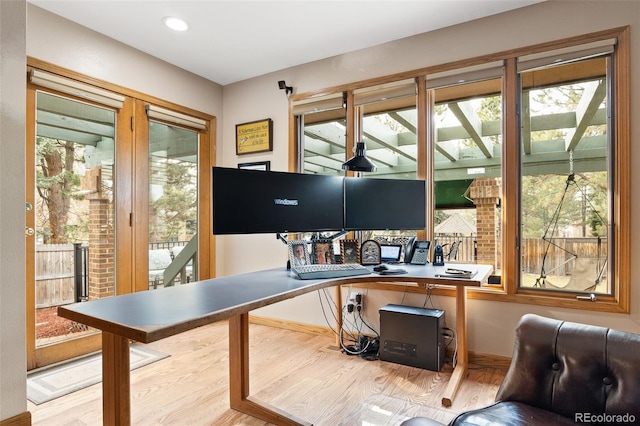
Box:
[149, 160, 198, 242]
[36, 137, 83, 244]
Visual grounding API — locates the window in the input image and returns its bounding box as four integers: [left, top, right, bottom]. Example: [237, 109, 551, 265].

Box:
[427, 64, 503, 268]
[353, 80, 419, 244]
[519, 55, 611, 296]
[295, 92, 346, 176]
[291, 28, 629, 311]
[353, 79, 418, 180]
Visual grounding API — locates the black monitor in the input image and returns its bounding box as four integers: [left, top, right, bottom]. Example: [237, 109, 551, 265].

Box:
[212, 167, 345, 234]
[344, 177, 426, 231]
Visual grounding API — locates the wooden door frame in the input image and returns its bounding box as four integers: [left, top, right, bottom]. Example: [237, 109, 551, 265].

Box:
[25, 80, 126, 369]
[26, 61, 216, 369]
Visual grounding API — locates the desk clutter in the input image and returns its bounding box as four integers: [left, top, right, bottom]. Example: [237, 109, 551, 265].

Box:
[286, 237, 473, 280]
[288, 237, 419, 267]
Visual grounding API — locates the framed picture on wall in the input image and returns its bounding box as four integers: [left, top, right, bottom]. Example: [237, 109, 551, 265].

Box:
[236, 118, 273, 155]
[238, 161, 270, 171]
[340, 240, 360, 264]
[312, 240, 334, 264]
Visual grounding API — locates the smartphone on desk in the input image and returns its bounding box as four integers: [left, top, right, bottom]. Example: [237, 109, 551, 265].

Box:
[405, 238, 430, 265]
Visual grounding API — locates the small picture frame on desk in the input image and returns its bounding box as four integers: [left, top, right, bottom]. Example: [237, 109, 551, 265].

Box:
[288, 240, 310, 268]
[312, 240, 334, 264]
[360, 239, 382, 265]
[340, 240, 360, 264]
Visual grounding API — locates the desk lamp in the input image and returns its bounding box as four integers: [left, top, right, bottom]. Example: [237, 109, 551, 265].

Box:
[342, 141, 377, 172]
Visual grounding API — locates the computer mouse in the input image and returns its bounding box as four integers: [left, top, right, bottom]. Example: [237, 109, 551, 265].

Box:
[373, 264, 388, 272]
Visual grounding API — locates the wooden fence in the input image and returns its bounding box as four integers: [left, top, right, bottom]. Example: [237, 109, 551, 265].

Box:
[434, 235, 477, 263]
[35, 241, 191, 308]
[436, 235, 607, 276]
[521, 237, 607, 277]
[35, 244, 75, 308]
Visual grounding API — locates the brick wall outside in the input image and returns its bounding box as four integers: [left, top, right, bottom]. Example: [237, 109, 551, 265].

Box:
[88, 197, 115, 300]
[470, 178, 501, 267]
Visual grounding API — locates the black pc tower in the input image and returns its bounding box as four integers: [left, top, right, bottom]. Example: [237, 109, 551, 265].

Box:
[379, 304, 445, 371]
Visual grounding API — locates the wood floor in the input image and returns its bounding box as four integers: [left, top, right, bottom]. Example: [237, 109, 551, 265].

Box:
[28, 321, 506, 425]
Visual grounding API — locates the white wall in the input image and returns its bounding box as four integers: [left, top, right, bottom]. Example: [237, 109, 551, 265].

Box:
[221, 0, 640, 357]
[0, 0, 27, 421]
[27, 4, 223, 126]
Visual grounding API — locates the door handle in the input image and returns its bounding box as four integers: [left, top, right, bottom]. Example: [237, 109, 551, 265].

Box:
[25, 227, 35, 237]
[26, 202, 33, 211]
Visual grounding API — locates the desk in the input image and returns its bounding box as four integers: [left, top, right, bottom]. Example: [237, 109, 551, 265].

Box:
[58, 263, 492, 425]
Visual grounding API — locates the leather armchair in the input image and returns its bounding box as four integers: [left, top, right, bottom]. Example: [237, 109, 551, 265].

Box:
[403, 313, 640, 426]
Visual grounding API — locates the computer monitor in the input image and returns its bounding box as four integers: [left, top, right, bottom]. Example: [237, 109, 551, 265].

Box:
[344, 177, 426, 231]
[212, 167, 345, 234]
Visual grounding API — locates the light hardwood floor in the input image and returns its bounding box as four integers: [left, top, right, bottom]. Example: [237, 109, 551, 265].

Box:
[28, 321, 505, 425]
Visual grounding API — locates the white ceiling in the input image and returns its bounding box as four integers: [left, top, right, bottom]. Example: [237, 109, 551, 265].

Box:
[29, 0, 544, 86]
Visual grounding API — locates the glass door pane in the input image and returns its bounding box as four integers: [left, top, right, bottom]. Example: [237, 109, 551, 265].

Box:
[33, 91, 116, 348]
[148, 121, 198, 289]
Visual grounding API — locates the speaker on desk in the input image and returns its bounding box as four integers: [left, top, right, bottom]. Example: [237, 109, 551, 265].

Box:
[379, 304, 445, 371]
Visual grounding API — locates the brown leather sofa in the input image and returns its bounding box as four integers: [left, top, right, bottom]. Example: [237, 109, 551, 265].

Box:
[402, 313, 640, 426]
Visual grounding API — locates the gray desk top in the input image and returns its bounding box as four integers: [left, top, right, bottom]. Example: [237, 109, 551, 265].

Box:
[58, 263, 492, 344]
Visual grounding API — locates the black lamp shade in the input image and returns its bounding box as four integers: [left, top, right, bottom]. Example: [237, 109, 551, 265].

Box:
[342, 142, 377, 172]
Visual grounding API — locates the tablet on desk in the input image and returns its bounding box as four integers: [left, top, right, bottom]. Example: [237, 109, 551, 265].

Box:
[435, 268, 478, 279]
[380, 244, 403, 263]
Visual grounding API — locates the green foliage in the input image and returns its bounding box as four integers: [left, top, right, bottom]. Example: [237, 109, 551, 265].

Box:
[521, 172, 607, 238]
[149, 160, 198, 242]
[35, 137, 84, 244]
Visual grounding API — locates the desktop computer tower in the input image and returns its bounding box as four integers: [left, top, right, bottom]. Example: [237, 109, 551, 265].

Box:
[379, 304, 445, 371]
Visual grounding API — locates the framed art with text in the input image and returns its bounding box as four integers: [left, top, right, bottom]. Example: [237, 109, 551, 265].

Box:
[236, 118, 273, 155]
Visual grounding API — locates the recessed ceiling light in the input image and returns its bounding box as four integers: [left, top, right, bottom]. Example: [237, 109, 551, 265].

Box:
[162, 16, 189, 32]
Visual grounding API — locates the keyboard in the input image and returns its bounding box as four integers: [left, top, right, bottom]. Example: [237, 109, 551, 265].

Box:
[291, 263, 371, 280]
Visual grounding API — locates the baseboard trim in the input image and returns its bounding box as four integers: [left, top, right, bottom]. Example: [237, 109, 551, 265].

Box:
[468, 351, 511, 370]
[249, 314, 335, 338]
[0, 411, 31, 426]
[248, 315, 512, 369]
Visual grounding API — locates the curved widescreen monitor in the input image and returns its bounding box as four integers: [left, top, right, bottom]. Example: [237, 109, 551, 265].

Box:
[212, 167, 344, 235]
[344, 177, 426, 231]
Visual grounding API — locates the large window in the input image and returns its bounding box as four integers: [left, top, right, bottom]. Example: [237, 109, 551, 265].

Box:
[428, 66, 503, 269]
[353, 80, 419, 244]
[519, 55, 611, 296]
[291, 28, 629, 312]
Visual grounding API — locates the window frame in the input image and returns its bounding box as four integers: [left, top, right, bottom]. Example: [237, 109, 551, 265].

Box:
[289, 27, 630, 313]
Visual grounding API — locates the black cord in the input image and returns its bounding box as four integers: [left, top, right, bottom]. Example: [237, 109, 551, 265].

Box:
[317, 289, 342, 338]
[316, 286, 380, 359]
